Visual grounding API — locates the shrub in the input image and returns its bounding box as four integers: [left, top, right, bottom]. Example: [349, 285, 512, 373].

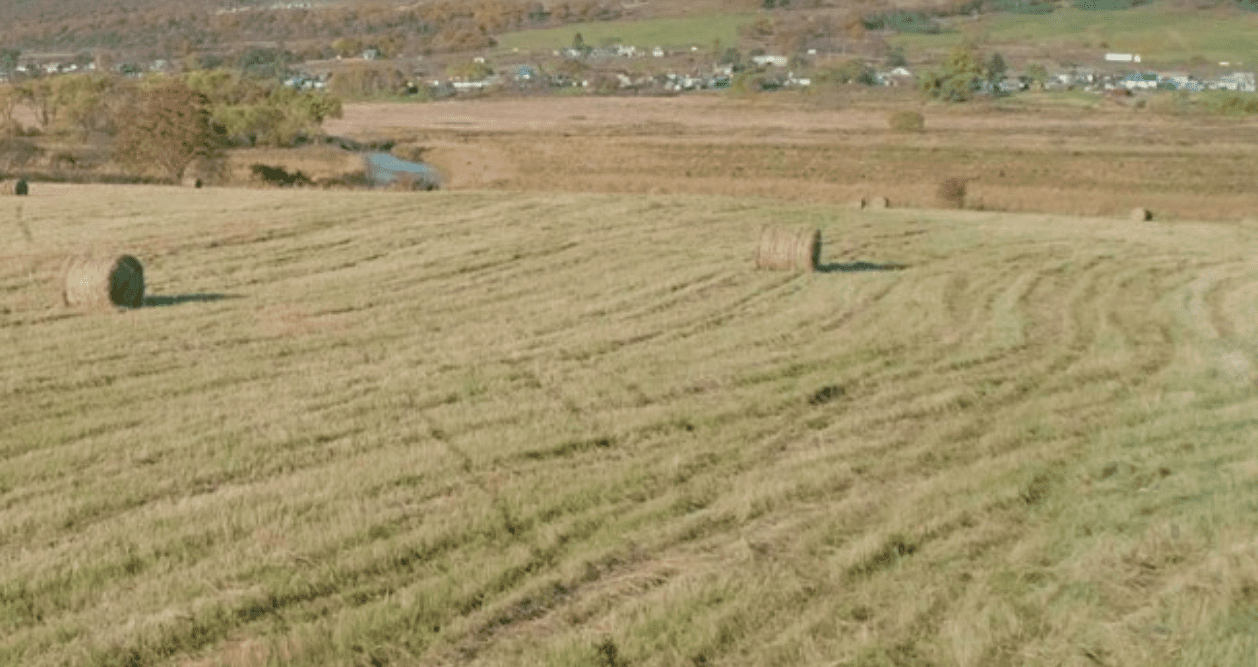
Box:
[821, 59, 877, 87]
[887, 110, 925, 132]
[920, 44, 984, 102]
[936, 177, 967, 209]
[1200, 91, 1258, 115]
[249, 164, 313, 187]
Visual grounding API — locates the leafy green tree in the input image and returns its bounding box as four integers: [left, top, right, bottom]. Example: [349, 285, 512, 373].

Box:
[821, 59, 876, 86]
[887, 46, 907, 68]
[0, 48, 20, 77]
[182, 69, 342, 146]
[331, 37, 361, 58]
[986, 52, 1007, 93]
[72, 52, 94, 70]
[919, 43, 984, 102]
[50, 74, 112, 137]
[1025, 63, 1049, 91]
[239, 47, 291, 79]
[115, 81, 217, 181]
[448, 60, 494, 81]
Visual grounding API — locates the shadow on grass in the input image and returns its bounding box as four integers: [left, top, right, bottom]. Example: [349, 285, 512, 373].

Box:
[817, 262, 909, 273]
[143, 293, 242, 308]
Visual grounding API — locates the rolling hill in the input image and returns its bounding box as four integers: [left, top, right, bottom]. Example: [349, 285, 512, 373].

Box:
[3, 185, 1258, 665]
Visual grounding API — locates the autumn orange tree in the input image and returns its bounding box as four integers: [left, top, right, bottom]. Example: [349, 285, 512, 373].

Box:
[114, 80, 217, 181]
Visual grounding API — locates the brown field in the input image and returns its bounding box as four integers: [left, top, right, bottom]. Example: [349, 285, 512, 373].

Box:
[321, 92, 1258, 221]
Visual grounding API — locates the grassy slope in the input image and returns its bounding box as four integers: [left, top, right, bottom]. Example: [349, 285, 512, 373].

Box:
[3, 185, 1258, 666]
[495, 12, 755, 52]
[894, 4, 1258, 66]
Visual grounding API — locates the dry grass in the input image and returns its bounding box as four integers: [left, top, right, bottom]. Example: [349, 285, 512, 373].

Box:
[318, 96, 1258, 222]
[3, 185, 1258, 667]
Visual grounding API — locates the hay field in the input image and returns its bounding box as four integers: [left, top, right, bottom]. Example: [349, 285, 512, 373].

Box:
[324, 95, 1258, 222]
[3, 184, 1258, 666]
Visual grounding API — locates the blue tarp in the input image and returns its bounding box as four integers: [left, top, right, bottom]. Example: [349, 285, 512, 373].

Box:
[362, 152, 441, 189]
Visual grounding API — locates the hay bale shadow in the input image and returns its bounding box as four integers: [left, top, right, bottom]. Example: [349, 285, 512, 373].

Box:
[817, 261, 908, 273]
[143, 293, 241, 308]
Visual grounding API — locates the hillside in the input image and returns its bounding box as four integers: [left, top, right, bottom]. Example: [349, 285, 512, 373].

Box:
[3, 185, 1258, 666]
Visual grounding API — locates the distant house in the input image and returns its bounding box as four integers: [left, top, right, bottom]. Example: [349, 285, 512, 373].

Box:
[1105, 53, 1141, 63]
[752, 55, 788, 67]
[1120, 72, 1158, 90]
[1215, 72, 1256, 92]
[652, 47, 665, 58]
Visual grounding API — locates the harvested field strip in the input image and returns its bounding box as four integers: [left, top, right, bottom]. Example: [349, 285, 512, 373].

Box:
[4, 185, 1258, 666]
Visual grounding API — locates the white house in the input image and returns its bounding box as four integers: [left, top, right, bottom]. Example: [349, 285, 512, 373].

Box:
[752, 55, 789, 67]
[1105, 53, 1142, 63]
[1215, 72, 1256, 92]
[1120, 72, 1158, 90]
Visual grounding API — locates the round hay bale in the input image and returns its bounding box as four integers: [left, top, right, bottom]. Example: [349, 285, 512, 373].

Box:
[849, 197, 867, 210]
[755, 226, 820, 272]
[867, 196, 889, 210]
[1, 178, 28, 196]
[182, 175, 203, 188]
[62, 255, 145, 309]
[1131, 207, 1152, 221]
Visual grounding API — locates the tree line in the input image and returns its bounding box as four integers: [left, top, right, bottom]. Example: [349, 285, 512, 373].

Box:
[0, 71, 342, 181]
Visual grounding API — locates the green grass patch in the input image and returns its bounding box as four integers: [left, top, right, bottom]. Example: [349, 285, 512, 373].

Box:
[893, 5, 1258, 66]
[496, 12, 756, 52]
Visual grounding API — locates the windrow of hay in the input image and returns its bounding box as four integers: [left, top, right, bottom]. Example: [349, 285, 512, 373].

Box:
[754, 226, 820, 272]
[62, 254, 145, 309]
[1, 178, 28, 196]
[1131, 207, 1153, 221]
